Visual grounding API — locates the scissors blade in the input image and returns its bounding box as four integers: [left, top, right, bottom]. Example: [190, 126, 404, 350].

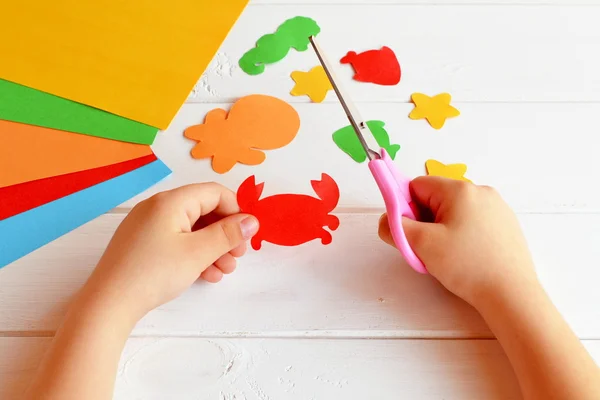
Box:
[309, 36, 380, 161]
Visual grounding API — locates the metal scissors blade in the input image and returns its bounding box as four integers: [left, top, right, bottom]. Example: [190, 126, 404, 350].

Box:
[309, 36, 380, 161]
[309, 36, 427, 274]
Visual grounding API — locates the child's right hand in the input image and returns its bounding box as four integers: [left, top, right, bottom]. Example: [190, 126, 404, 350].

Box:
[379, 176, 539, 309]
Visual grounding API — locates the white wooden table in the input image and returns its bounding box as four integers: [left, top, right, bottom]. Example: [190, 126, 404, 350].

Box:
[2, 1, 600, 399]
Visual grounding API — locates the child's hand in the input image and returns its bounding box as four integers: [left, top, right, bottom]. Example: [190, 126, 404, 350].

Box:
[379, 176, 538, 309]
[82, 183, 259, 322]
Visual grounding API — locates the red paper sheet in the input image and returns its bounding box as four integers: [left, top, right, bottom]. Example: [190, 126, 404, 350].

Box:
[0, 154, 157, 221]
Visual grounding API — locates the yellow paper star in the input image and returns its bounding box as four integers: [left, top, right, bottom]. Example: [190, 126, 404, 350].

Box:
[409, 93, 460, 129]
[425, 159, 472, 183]
[290, 66, 333, 103]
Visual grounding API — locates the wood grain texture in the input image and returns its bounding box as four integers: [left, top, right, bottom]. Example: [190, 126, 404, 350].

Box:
[1, 213, 598, 338]
[0, 337, 517, 399]
[2, 337, 599, 400]
[125, 103, 600, 212]
[188, 5, 600, 103]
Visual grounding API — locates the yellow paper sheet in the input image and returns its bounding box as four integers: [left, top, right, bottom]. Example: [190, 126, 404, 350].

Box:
[0, 1, 248, 129]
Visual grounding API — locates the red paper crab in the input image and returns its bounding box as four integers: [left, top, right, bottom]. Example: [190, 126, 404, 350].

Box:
[237, 174, 340, 250]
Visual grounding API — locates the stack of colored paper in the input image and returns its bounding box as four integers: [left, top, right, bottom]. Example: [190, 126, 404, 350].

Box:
[0, 0, 249, 268]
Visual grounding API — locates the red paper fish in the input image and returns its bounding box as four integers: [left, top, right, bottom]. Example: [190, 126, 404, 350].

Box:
[340, 46, 401, 86]
[237, 174, 340, 250]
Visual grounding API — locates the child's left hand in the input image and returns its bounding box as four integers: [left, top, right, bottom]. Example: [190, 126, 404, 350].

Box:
[80, 183, 259, 323]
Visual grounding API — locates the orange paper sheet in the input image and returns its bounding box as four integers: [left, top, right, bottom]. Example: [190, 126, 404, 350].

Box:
[0, 120, 152, 188]
[0, 1, 248, 129]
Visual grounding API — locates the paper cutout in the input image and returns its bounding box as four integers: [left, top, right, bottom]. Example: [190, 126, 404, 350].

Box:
[340, 47, 401, 86]
[184, 95, 300, 174]
[0, 79, 158, 145]
[0, 160, 171, 269]
[0, 1, 248, 129]
[239, 16, 321, 75]
[425, 159, 472, 183]
[237, 174, 340, 250]
[0, 120, 152, 188]
[0, 154, 157, 221]
[290, 66, 333, 103]
[409, 93, 460, 129]
[332, 120, 400, 163]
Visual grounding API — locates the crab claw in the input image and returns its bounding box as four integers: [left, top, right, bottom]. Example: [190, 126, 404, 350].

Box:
[237, 175, 264, 213]
[311, 173, 340, 213]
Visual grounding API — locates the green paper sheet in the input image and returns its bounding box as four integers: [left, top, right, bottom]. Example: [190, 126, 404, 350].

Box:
[332, 120, 400, 163]
[0, 79, 158, 145]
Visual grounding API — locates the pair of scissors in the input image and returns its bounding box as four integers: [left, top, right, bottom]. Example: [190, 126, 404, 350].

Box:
[309, 36, 427, 274]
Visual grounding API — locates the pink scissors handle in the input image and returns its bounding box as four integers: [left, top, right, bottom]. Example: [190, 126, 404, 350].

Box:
[368, 149, 428, 274]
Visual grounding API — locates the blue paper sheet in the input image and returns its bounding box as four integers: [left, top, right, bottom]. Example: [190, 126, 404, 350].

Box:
[0, 160, 171, 268]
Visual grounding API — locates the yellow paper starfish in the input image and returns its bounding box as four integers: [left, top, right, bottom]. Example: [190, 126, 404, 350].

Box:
[409, 93, 460, 129]
[425, 159, 472, 183]
[290, 66, 333, 103]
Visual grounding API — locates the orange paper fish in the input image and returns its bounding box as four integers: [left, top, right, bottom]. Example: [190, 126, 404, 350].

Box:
[184, 95, 300, 174]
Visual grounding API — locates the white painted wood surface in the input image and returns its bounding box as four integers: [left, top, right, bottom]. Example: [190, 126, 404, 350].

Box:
[189, 5, 600, 103]
[1, 2, 600, 399]
[126, 103, 600, 213]
[2, 213, 600, 338]
[0, 338, 521, 400]
[1, 338, 599, 400]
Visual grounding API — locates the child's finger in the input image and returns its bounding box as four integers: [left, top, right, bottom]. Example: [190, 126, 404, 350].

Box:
[200, 265, 224, 283]
[401, 217, 446, 276]
[230, 242, 247, 258]
[378, 214, 395, 247]
[410, 176, 463, 216]
[214, 253, 237, 274]
[162, 183, 240, 225]
[379, 214, 445, 268]
[190, 215, 259, 270]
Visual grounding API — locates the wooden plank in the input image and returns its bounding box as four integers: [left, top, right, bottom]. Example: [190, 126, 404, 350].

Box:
[0, 337, 510, 400]
[127, 103, 600, 212]
[1, 213, 599, 338]
[2, 337, 599, 400]
[188, 5, 600, 103]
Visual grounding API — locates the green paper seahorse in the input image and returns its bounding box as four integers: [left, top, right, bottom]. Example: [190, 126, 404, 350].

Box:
[239, 16, 321, 76]
[332, 120, 400, 163]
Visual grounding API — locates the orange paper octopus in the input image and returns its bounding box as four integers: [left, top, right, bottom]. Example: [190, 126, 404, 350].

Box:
[184, 95, 301, 173]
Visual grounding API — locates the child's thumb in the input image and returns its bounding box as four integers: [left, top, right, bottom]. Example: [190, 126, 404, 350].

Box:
[401, 217, 444, 265]
[191, 215, 259, 269]
[379, 214, 443, 265]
